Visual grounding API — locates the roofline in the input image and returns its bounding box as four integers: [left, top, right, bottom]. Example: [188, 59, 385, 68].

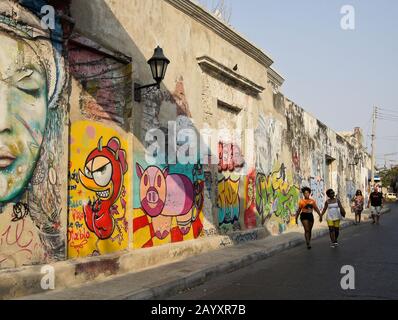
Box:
[267, 67, 285, 86]
[164, 0, 274, 68]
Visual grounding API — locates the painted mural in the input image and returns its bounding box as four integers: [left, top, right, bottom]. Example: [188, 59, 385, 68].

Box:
[218, 142, 245, 173]
[133, 75, 215, 248]
[244, 169, 259, 229]
[254, 114, 300, 234]
[255, 114, 283, 175]
[0, 1, 67, 268]
[256, 165, 300, 235]
[217, 176, 240, 231]
[68, 36, 132, 127]
[217, 140, 243, 233]
[68, 121, 130, 258]
[133, 162, 204, 248]
[67, 20, 132, 258]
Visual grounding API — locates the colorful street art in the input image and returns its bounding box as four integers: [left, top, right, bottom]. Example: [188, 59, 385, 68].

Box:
[68, 35, 132, 127]
[0, 1, 67, 268]
[255, 115, 283, 175]
[217, 176, 240, 231]
[133, 163, 204, 248]
[256, 165, 300, 235]
[68, 121, 130, 258]
[244, 169, 259, 229]
[217, 139, 246, 232]
[218, 142, 245, 173]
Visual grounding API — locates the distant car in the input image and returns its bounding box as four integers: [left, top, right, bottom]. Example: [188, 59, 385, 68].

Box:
[386, 193, 397, 201]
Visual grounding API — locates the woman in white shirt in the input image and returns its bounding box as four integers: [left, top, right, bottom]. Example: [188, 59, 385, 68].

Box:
[321, 189, 346, 248]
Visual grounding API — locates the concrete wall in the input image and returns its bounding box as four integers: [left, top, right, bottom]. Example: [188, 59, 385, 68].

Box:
[0, 0, 371, 271]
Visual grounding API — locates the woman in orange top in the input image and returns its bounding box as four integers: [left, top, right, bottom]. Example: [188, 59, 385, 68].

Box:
[295, 187, 323, 250]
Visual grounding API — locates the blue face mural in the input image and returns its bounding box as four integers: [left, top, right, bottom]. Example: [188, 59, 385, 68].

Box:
[0, 0, 67, 267]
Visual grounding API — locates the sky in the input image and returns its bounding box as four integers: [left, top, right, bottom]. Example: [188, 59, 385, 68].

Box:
[198, 0, 398, 168]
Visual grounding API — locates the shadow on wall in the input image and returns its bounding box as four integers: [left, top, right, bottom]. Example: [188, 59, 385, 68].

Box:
[67, 0, 276, 255]
[0, 0, 278, 270]
[66, 0, 215, 257]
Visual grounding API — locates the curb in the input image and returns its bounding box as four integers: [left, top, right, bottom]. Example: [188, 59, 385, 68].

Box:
[117, 209, 392, 300]
[16, 207, 392, 300]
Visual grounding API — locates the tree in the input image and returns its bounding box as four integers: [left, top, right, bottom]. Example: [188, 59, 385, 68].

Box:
[379, 166, 398, 192]
[195, 0, 232, 24]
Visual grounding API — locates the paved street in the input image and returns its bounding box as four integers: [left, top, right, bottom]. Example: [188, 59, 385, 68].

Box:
[169, 203, 398, 300]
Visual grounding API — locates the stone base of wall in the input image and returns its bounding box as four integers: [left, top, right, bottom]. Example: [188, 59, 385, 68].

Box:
[0, 227, 266, 299]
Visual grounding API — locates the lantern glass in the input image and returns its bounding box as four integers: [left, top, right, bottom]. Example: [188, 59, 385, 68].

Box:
[161, 62, 168, 80]
[150, 60, 159, 81]
[148, 46, 170, 84]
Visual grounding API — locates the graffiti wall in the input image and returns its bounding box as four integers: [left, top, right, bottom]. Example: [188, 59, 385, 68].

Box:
[0, 0, 372, 274]
[133, 79, 211, 248]
[256, 165, 300, 235]
[68, 121, 131, 257]
[133, 162, 204, 248]
[255, 115, 284, 175]
[68, 35, 132, 127]
[67, 27, 132, 258]
[253, 114, 299, 234]
[217, 140, 244, 233]
[0, 1, 68, 268]
[244, 169, 259, 229]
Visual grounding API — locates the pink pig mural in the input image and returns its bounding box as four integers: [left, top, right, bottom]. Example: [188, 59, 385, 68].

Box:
[136, 164, 195, 239]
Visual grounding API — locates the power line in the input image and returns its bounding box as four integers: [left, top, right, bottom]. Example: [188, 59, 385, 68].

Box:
[376, 114, 398, 119]
[377, 110, 398, 115]
[376, 113, 398, 120]
[377, 118, 398, 123]
[376, 111, 398, 117]
[378, 107, 398, 114]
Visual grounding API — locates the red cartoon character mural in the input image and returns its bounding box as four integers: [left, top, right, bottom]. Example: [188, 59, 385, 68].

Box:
[79, 137, 128, 240]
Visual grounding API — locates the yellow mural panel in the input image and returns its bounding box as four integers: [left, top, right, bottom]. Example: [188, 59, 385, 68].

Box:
[68, 121, 131, 258]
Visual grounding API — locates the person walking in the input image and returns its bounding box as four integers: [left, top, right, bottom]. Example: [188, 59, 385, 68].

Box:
[368, 185, 384, 225]
[295, 187, 322, 250]
[321, 189, 346, 248]
[352, 190, 365, 225]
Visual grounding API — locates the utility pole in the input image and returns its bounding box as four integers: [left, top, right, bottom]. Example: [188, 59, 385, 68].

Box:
[371, 106, 377, 188]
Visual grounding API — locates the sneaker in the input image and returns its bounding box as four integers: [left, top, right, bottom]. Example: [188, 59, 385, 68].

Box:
[330, 243, 336, 248]
[307, 244, 312, 250]
[334, 242, 339, 247]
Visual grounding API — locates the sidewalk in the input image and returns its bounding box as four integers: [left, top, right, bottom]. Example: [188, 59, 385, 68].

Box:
[19, 207, 391, 300]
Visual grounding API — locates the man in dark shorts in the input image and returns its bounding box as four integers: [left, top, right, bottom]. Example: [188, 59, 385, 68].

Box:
[367, 185, 384, 225]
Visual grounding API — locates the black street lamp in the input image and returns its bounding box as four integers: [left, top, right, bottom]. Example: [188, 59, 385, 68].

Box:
[134, 46, 170, 102]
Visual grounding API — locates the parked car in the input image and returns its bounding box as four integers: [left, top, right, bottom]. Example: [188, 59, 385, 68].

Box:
[385, 193, 397, 201]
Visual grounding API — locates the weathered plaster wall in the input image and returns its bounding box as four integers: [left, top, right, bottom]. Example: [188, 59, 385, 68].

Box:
[0, 0, 371, 272]
[67, 35, 133, 258]
[69, 0, 371, 241]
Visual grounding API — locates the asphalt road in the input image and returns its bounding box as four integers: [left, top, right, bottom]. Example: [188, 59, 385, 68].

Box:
[169, 203, 398, 300]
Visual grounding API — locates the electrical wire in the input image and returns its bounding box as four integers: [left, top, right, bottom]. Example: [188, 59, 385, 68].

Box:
[378, 107, 398, 114]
